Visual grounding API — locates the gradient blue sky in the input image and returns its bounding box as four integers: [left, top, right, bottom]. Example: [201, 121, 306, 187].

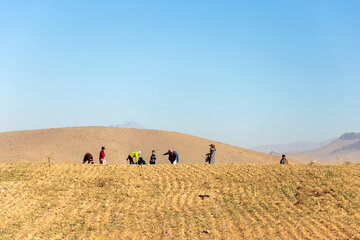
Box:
[1, 0, 359, 148]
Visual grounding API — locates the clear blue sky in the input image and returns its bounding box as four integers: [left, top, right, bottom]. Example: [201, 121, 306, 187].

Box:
[1, 0, 359, 148]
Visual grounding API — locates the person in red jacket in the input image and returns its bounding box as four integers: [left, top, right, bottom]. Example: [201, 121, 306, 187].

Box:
[99, 147, 106, 165]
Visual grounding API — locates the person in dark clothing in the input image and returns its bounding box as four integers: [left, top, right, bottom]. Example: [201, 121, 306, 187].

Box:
[127, 154, 134, 164]
[150, 150, 156, 165]
[206, 144, 216, 164]
[280, 154, 288, 164]
[163, 149, 179, 164]
[138, 157, 146, 165]
[205, 153, 211, 163]
[83, 152, 94, 164]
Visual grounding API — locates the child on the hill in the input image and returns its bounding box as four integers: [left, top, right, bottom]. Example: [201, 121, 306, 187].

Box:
[99, 147, 106, 165]
[138, 157, 146, 165]
[150, 150, 156, 164]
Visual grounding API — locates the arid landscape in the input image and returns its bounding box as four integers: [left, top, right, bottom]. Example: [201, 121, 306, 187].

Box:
[0, 128, 359, 239]
[2, 1, 359, 239]
[0, 163, 359, 239]
[0, 127, 284, 164]
[288, 133, 360, 164]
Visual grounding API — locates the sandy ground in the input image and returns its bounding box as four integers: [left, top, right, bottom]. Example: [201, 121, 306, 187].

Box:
[0, 163, 359, 239]
[0, 127, 286, 164]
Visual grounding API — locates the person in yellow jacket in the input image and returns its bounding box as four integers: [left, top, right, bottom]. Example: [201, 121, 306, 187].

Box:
[127, 151, 141, 165]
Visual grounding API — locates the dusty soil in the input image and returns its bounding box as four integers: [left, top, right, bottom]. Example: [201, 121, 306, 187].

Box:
[0, 163, 359, 239]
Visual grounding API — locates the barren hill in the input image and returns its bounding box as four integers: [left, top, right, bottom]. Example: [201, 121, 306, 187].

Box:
[288, 132, 360, 164]
[0, 127, 283, 164]
[0, 163, 359, 239]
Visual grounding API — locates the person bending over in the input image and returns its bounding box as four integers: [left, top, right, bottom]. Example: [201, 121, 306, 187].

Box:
[127, 151, 141, 165]
[163, 149, 179, 164]
[138, 157, 146, 165]
[83, 152, 94, 164]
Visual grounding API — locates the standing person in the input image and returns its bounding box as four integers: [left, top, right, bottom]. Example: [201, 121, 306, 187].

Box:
[163, 149, 179, 164]
[83, 152, 94, 164]
[150, 150, 157, 165]
[127, 151, 141, 165]
[280, 154, 288, 164]
[208, 144, 216, 164]
[99, 147, 106, 165]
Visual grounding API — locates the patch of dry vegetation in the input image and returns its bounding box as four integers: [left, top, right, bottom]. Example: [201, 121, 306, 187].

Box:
[0, 163, 359, 239]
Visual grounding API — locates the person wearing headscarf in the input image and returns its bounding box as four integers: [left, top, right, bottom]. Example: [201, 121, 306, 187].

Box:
[163, 149, 179, 164]
[127, 151, 141, 165]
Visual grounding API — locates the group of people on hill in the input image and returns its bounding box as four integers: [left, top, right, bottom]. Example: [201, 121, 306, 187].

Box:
[83, 144, 288, 165]
[126, 149, 179, 165]
[83, 147, 106, 164]
[83, 144, 216, 165]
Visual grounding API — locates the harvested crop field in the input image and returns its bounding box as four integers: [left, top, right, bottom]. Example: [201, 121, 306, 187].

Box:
[0, 163, 359, 239]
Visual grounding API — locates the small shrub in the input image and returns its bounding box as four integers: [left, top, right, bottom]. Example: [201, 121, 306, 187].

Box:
[96, 178, 106, 187]
[325, 171, 334, 177]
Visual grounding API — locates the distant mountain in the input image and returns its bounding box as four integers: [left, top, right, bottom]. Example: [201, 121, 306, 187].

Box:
[338, 132, 360, 140]
[252, 137, 335, 154]
[110, 121, 146, 129]
[269, 151, 281, 156]
[288, 132, 360, 164]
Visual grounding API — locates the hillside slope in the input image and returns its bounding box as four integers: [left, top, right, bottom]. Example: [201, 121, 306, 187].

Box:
[288, 132, 360, 164]
[0, 127, 283, 164]
[0, 163, 359, 239]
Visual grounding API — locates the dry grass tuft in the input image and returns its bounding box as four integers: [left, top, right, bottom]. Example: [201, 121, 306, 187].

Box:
[95, 178, 107, 188]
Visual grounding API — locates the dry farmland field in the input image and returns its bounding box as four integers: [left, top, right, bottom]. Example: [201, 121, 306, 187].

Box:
[0, 163, 359, 240]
